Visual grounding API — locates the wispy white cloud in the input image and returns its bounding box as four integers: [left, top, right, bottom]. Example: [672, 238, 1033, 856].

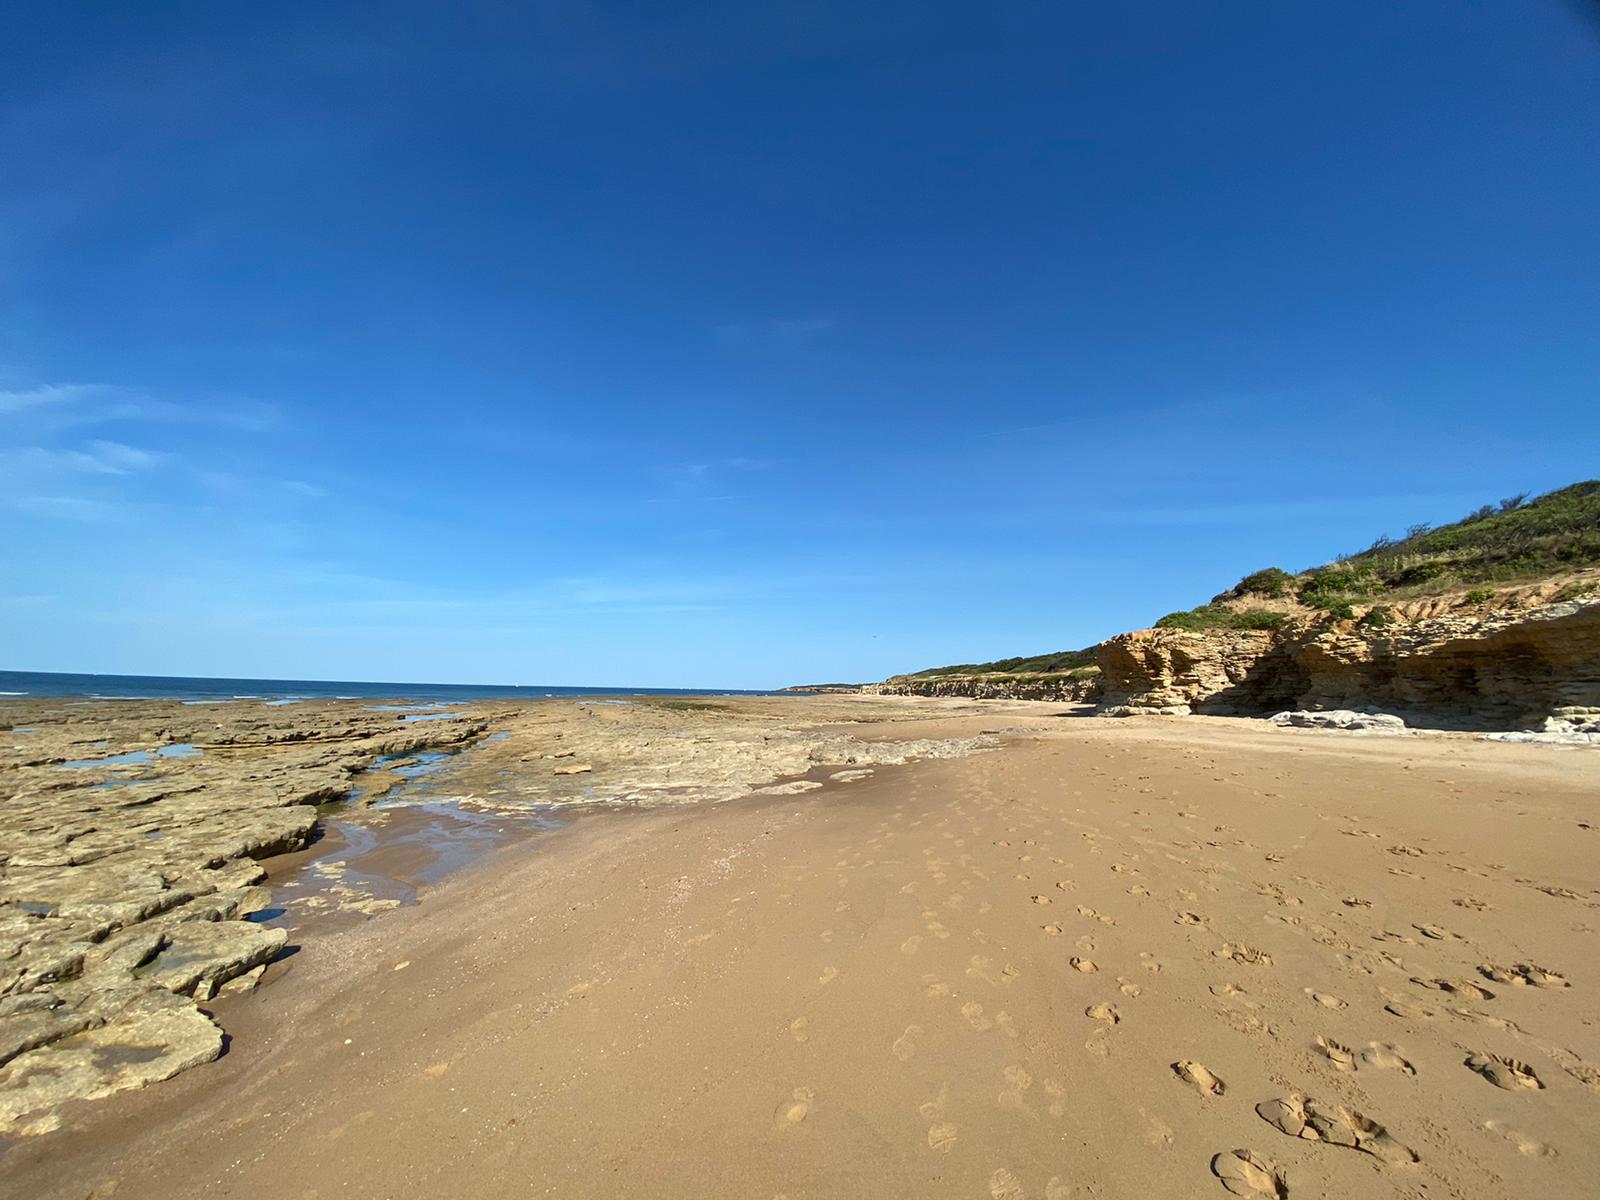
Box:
[0, 383, 107, 414]
[0, 380, 281, 431]
[6, 494, 128, 521]
[1, 439, 163, 476]
[192, 469, 329, 501]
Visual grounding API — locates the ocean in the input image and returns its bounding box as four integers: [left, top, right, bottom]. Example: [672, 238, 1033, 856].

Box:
[0, 670, 793, 703]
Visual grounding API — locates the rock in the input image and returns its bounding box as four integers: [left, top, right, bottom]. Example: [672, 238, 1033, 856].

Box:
[0, 1000, 100, 1067]
[140, 922, 288, 1001]
[553, 763, 593, 775]
[1095, 597, 1600, 732]
[0, 697, 493, 1132]
[1268, 710, 1407, 733]
[0, 986, 222, 1135]
[863, 675, 1100, 702]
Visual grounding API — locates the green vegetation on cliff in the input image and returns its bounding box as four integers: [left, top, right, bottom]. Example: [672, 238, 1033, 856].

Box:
[1154, 481, 1600, 629]
[1153, 607, 1288, 632]
[905, 647, 1097, 679]
[875, 482, 1598, 687]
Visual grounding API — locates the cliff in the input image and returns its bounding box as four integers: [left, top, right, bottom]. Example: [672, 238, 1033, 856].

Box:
[851, 483, 1600, 730]
[863, 672, 1100, 703]
[1096, 595, 1600, 731]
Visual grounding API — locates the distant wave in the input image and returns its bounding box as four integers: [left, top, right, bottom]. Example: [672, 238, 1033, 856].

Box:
[1, 669, 788, 703]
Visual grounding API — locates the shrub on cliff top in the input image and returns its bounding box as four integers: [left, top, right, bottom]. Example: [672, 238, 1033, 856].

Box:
[909, 645, 1098, 678]
[1357, 604, 1393, 628]
[1350, 481, 1599, 585]
[1233, 567, 1294, 598]
[1155, 606, 1287, 632]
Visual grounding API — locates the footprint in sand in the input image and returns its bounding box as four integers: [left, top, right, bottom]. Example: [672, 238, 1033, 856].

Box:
[891, 1025, 923, 1061]
[1413, 976, 1492, 1000]
[1177, 911, 1208, 927]
[990, 1168, 1026, 1200]
[1085, 1003, 1120, 1024]
[968, 956, 1021, 987]
[1069, 957, 1098, 973]
[1304, 989, 1346, 1009]
[774, 1087, 815, 1127]
[818, 966, 838, 986]
[1077, 905, 1115, 925]
[1041, 923, 1064, 936]
[1466, 1052, 1543, 1090]
[1484, 1118, 1556, 1158]
[1361, 1043, 1416, 1074]
[927, 1122, 958, 1153]
[1031, 895, 1052, 905]
[1043, 1079, 1066, 1118]
[1211, 982, 1247, 997]
[1413, 923, 1459, 940]
[1381, 994, 1439, 1021]
[901, 936, 922, 955]
[998, 1064, 1036, 1117]
[1481, 963, 1569, 989]
[1211, 1149, 1288, 1198]
[1217, 943, 1273, 967]
[1314, 1036, 1356, 1072]
[1256, 1094, 1417, 1164]
[790, 1017, 811, 1043]
[962, 1001, 994, 1031]
[1173, 1060, 1227, 1096]
[1140, 953, 1163, 973]
[924, 975, 951, 998]
[1118, 978, 1142, 997]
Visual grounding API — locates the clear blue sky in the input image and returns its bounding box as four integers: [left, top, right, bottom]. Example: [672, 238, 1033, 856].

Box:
[2, 3, 1596, 688]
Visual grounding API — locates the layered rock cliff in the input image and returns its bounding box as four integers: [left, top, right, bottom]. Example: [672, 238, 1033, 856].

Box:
[1095, 597, 1600, 731]
[863, 674, 1100, 703]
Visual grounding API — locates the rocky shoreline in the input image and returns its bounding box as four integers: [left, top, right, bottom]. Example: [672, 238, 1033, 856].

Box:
[0, 699, 494, 1134]
[0, 693, 1000, 1135]
[846, 592, 1600, 738]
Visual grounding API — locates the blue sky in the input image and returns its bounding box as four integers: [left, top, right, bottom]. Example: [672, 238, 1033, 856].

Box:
[2, 3, 1597, 688]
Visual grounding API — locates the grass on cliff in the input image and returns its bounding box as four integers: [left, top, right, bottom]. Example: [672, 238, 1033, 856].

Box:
[886, 482, 1598, 681]
[905, 647, 1098, 679]
[1152, 607, 1289, 633]
[1153, 481, 1600, 627]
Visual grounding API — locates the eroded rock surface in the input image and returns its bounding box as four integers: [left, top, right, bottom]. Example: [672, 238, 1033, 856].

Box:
[1, 693, 995, 1132]
[1096, 598, 1600, 731]
[0, 700, 489, 1133]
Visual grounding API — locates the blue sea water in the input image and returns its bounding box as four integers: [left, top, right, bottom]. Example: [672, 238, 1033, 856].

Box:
[0, 670, 796, 703]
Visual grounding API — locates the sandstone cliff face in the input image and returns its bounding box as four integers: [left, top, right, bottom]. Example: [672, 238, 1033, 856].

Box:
[1095, 598, 1600, 730]
[865, 675, 1100, 703]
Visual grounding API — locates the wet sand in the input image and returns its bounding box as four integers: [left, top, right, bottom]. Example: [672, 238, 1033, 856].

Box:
[6, 702, 1599, 1199]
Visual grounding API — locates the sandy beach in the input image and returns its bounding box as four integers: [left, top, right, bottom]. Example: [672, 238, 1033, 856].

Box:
[4, 695, 1596, 1199]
